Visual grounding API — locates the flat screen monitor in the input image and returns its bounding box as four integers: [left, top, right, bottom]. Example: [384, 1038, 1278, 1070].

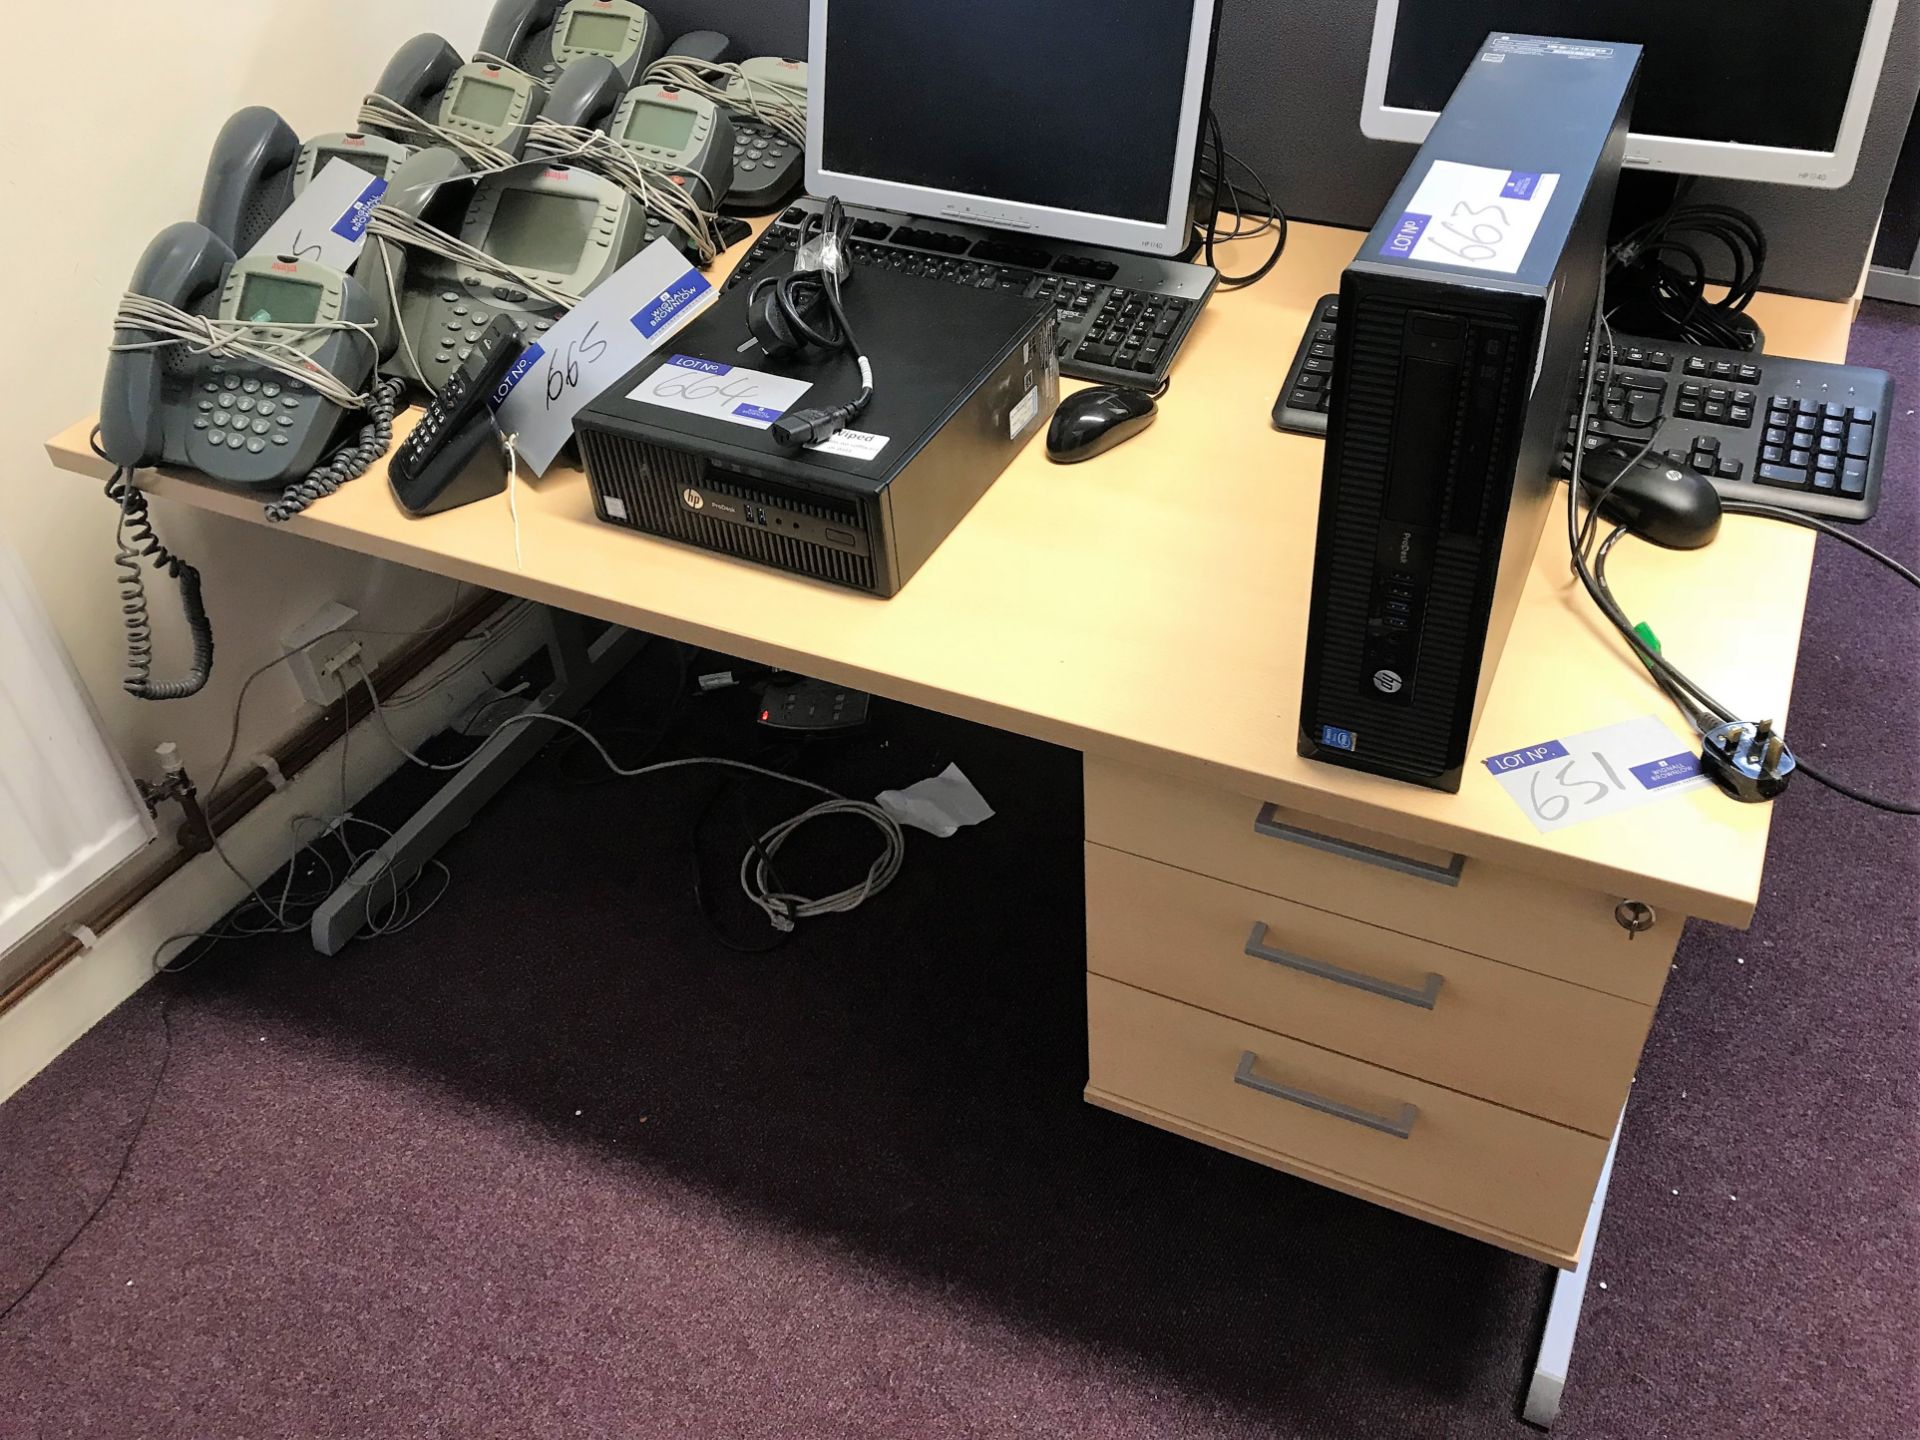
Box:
[1363, 1, 1901, 188]
[807, 0, 1221, 257]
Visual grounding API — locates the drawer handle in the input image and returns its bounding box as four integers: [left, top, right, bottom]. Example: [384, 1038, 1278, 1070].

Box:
[1233, 1051, 1419, 1140]
[1244, 922, 1444, 1010]
[1254, 805, 1465, 887]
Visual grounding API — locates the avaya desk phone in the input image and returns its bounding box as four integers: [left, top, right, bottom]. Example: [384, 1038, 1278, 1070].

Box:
[197, 38, 463, 258]
[542, 56, 736, 226]
[478, 0, 664, 88]
[100, 224, 378, 490]
[364, 148, 650, 393]
[720, 57, 808, 214]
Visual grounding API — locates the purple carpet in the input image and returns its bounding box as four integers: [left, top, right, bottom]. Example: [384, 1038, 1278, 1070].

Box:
[2, 303, 1915, 1439]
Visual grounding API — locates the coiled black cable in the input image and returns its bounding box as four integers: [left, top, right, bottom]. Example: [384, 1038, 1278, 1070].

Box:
[1607, 183, 1768, 351]
[747, 197, 874, 448]
[264, 377, 406, 524]
[102, 462, 214, 701]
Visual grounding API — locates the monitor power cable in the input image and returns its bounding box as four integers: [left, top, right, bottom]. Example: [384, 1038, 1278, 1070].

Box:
[1196, 109, 1287, 290]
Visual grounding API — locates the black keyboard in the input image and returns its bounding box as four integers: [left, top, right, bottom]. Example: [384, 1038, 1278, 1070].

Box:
[1273, 294, 1895, 524]
[726, 199, 1217, 390]
[1271, 294, 1340, 433]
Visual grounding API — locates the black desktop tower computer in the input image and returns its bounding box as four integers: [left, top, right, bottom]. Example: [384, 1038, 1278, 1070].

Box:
[1298, 34, 1642, 791]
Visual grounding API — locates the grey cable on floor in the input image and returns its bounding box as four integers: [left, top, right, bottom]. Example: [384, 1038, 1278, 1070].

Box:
[352, 664, 908, 931]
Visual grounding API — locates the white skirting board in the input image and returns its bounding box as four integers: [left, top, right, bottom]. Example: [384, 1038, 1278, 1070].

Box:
[0, 607, 544, 1105]
[0, 541, 155, 957]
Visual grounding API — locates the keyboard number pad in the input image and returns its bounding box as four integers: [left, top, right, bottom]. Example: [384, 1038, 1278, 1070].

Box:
[1755, 395, 1875, 497]
[1072, 288, 1188, 375]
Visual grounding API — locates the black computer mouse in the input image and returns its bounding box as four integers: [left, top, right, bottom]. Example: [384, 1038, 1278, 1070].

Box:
[1582, 445, 1723, 550]
[1046, 386, 1158, 463]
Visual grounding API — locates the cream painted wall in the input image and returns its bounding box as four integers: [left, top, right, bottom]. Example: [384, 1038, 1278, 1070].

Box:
[0, 3, 497, 985]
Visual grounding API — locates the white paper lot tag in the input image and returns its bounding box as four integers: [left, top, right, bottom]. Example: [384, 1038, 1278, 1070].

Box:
[1483, 715, 1709, 834]
[492, 239, 717, 474]
[1379, 159, 1561, 276]
[630, 354, 815, 430]
[246, 159, 388, 271]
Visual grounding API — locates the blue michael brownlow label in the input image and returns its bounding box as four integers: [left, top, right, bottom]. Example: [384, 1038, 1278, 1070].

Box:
[632, 272, 713, 339]
[331, 179, 388, 242]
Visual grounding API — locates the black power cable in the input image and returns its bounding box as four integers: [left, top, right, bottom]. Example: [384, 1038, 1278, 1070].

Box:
[1569, 293, 1920, 816]
[1196, 109, 1287, 290]
[1607, 180, 1768, 350]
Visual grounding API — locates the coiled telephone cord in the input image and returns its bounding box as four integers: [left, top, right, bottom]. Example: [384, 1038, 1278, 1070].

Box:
[264, 377, 405, 524]
[102, 460, 214, 701]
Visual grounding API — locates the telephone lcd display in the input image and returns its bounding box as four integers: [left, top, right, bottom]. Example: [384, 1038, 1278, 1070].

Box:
[452, 77, 517, 127]
[565, 10, 632, 53]
[315, 147, 389, 181]
[623, 101, 698, 150]
[237, 274, 323, 326]
[488, 189, 598, 274]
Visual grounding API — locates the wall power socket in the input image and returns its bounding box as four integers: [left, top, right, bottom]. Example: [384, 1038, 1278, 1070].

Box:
[284, 602, 363, 707]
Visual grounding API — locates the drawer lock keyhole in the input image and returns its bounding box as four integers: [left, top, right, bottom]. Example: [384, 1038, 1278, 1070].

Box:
[1614, 900, 1656, 938]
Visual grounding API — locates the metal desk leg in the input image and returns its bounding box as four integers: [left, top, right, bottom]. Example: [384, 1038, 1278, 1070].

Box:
[1524, 1111, 1627, 1429]
[309, 608, 646, 956]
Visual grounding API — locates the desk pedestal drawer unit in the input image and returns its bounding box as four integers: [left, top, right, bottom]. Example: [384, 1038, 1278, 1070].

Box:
[1082, 758, 1677, 1267]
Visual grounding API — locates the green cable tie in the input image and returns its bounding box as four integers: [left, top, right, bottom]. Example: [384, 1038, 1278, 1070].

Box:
[1633, 621, 1662, 654]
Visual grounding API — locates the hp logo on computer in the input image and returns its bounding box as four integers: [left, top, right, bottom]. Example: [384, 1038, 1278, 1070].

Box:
[682, 488, 705, 511]
[1373, 670, 1404, 695]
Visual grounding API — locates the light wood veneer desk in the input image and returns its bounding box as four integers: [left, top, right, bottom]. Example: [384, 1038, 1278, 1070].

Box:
[48, 220, 1852, 1275]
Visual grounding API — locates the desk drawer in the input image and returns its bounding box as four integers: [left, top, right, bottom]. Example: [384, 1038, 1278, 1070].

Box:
[1084, 758, 1677, 1004]
[1086, 846, 1649, 1136]
[1086, 976, 1606, 1264]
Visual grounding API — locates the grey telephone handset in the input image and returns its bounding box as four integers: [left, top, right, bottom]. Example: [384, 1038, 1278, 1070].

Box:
[544, 56, 737, 218]
[363, 145, 650, 394]
[197, 38, 459, 258]
[479, 0, 664, 88]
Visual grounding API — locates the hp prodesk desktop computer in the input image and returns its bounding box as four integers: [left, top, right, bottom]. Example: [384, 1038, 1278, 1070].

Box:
[1298, 35, 1641, 791]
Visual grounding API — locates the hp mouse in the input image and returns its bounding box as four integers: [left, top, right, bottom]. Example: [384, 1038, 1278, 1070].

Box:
[1582, 444, 1723, 550]
[1046, 386, 1158, 463]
